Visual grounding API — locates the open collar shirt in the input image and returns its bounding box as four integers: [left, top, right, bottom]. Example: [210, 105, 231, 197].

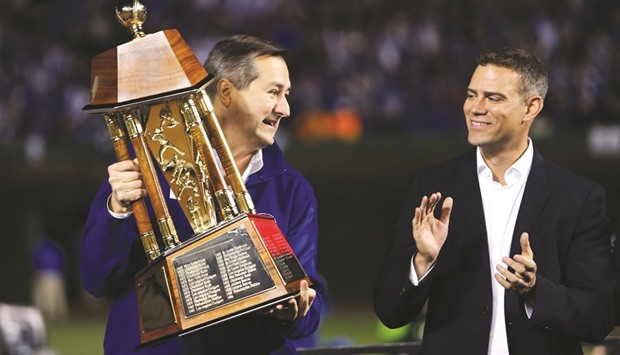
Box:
[477, 139, 533, 355]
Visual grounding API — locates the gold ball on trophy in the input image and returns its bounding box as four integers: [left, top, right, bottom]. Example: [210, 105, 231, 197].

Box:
[115, 0, 147, 38]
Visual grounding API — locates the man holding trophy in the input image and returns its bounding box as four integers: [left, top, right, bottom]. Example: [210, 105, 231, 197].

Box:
[81, 34, 325, 354]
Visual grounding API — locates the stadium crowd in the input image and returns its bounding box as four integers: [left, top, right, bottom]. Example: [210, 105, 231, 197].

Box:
[1, 0, 619, 160]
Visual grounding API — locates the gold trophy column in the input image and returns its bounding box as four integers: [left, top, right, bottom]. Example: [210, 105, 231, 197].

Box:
[180, 97, 238, 220]
[123, 109, 180, 249]
[196, 90, 256, 214]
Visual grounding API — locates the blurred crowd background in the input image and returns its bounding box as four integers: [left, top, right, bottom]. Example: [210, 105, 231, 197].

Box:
[2, 0, 620, 157]
[1, 0, 619, 341]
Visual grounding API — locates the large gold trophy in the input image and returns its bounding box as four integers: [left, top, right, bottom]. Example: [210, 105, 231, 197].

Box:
[83, 0, 311, 346]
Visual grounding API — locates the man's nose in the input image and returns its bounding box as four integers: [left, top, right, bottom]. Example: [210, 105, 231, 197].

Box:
[470, 97, 487, 114]
[275, 95, 290, 118]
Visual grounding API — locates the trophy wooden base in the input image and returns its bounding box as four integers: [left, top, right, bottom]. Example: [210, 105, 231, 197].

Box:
[135, 213, 310, 346]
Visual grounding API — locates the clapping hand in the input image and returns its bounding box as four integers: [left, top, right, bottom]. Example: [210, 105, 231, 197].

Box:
[495, 233, 537, 303]
[412, 192, 453, 278]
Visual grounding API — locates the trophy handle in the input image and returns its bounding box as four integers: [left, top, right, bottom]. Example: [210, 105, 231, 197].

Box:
[196, 90, 256, 214]
[180, 97, 239, 221]
[104, 113, 161, 262]
[122, 109, 181, 250]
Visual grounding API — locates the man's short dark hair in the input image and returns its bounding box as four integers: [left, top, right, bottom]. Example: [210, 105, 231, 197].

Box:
[477, 46, 548, 101]
[203, 34, 288, 97]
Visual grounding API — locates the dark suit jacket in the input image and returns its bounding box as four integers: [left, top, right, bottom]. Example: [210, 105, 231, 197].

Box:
[373, 148, 615, 355]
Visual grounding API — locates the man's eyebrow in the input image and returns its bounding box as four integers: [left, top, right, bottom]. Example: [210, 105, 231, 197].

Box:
[268, 81, 291, 91]
[483, 91, 507, 99]
[467, 88, 506, 99]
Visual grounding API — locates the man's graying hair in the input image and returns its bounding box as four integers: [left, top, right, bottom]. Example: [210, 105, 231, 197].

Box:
[477, 47, 548, 101]
[203, 34, 288, 98]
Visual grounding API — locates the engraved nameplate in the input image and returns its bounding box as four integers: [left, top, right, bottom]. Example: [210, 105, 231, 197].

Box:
[251, 215, 306, 284]
[172, 225, 274, 317]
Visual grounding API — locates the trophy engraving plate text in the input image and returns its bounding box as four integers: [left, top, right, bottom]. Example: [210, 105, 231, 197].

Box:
[251, 216, 306, 283]
[173, 226, 275, 317]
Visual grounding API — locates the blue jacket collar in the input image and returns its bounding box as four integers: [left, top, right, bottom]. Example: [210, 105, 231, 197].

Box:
[246, 142, 287, 186]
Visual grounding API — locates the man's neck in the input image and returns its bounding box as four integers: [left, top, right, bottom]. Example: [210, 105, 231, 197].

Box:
[232, 148, 258, 175]
[217, 118, 258, 174]
[480, 141, 529, 186]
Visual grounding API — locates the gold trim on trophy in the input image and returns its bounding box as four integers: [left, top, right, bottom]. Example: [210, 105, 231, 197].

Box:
[116, 0, 147, 39]
[195, 90, 256, 214]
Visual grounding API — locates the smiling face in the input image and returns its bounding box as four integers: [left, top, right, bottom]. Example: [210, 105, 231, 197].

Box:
[463, 64, 537, 157]
[219, 55, 291, 154]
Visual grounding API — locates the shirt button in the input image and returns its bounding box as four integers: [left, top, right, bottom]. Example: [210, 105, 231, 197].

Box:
[481, 306, 490, 315]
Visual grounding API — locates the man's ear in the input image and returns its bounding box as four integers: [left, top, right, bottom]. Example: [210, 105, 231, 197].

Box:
[524, 96, 543, 123]
[217, 79, 233, 107]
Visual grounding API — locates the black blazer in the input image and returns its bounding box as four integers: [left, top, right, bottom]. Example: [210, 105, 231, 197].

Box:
[373, 148, 615, 355]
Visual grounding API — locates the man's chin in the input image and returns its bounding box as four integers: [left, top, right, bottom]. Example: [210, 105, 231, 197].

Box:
[467, 134, 488, 147]
[263, 133, 276, 145]
[257, 136, 275, 149]
[467, 136, 479, 147]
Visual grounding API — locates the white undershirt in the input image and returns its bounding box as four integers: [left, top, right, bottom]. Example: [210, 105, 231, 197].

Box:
[478, 140, 533, 355]
[240, 149, 264, 183]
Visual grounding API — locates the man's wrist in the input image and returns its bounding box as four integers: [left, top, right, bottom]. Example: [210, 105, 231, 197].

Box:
[413, 252, 436, 277]
[522, 285, 537, 307]
[107, 194, 133, 219]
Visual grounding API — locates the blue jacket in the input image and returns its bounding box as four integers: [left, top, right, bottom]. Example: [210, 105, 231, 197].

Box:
[81, 143, 324, 354]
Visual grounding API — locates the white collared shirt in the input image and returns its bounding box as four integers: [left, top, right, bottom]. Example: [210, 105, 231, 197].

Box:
[240, 149, 263, 183]
[478, 140, 533, 355]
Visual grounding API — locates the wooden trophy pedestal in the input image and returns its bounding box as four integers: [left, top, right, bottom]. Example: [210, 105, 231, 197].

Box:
[135, 213, 310, 346]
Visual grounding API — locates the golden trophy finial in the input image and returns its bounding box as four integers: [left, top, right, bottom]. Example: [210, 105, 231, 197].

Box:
[116, 0, 147, 38]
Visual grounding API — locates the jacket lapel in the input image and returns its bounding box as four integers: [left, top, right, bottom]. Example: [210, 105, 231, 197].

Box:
[505, 149, 549, 322]
[510, 149, 549, 256]
[455, 151, 490, 269]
